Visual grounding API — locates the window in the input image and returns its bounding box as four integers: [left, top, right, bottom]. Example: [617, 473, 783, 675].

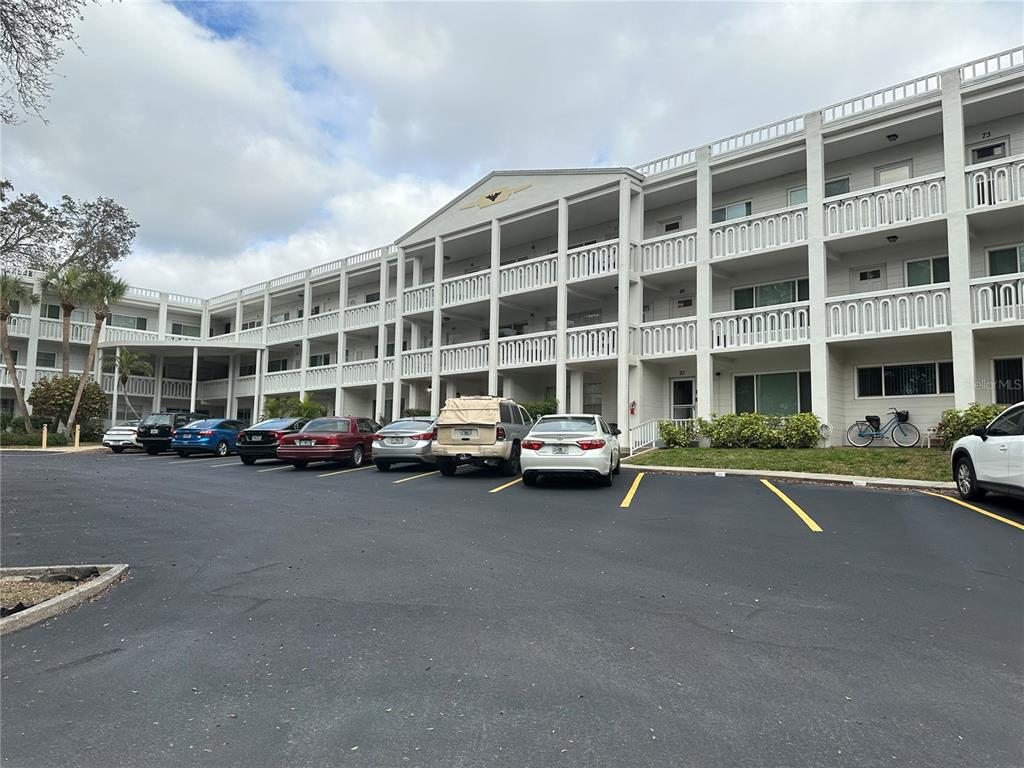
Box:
[7, 349, 17, 364]
[859, 269, 882, 282]
[824, 177, 851, 197]
[875, 160, 912, 186]
[733, 278, 809, 310]
[170, 322, 200, 337]
[856, 362, 954, 397]
[365, 291, 380, 303]
[43, 304, 61, 319]
[306, 418, 349, 433]
[240, 319, 262, 330]
[787, 186, 808, 206]
[987, 405, 1024, 437]
[711, 201, 752, 223]
[267, 358, 289, 372]
[270, 312, 290, 324]
[309, 353, 331, 367]
[296, 305, 321, 319]
[36, 350, 57, 368]
[994, 358, 1023, 405]
[9, 299, 20, 314]
[110, 314, 148, 330]
[987, 245, 1024, 276]
[583, 382, 602, 415]
[518, 406, 533, 426]
[734, 372, 811, 415]
[239, 363, 256, 376]
[969, 138, 1009, 165]
[905, 256, 949, 287]
[357, 419, 376, 434]
[499, 403, 514, 423]
[662, 219, 681, 233]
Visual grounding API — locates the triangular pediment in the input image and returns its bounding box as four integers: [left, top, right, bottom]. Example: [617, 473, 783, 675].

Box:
[397, 168, 640, 248]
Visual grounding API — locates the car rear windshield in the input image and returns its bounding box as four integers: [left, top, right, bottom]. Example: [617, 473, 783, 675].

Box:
[184, 419, 220, 430]
[140, 414, 173, 426]
[305, 418, 349, 433]
[532, 417, 597, 432]
[384, 420, 433, 431]
[250, 419, 298, 431]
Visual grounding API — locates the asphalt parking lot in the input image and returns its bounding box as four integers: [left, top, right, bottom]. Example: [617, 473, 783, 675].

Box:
[1, 450, 1022, 768]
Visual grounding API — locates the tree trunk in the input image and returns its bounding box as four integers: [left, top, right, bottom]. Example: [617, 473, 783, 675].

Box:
[121, 377, 140, 418]
[67, 317, 103, 430]
[0, 319, 34, 433]
[61, 306, 72, 377]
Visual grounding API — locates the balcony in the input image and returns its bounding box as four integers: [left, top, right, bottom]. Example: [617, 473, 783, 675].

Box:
[966, 155, 1024, 209]
[499, 254, 557, 295]
[970, 275, 1023, 325]
[401, 349, 432, 378]
[640, 318, 697, 358]
[567, 239, 618, 282]
[6, 314, 31, 337]
[235, 375, 256, 397]
[263, 369, 302, 395]
[308, 311, 340, 337]
[566, 322, 618, 362]
[39, 318, 93, 343]
[711, 302, 810, 350]
[266, 318, 304, 344]
[238, 328, 263, 345]
[101, 372, 156, 397]
[824, 173, 945, 237]
[403, 284, 434, 314]
[441, 340, 489, 374]
[104, 326, 160, 344]
[825, 286, 950, 339]
[710, 205, 806, 260]
[442, 269, 490, 307]
[385, 299, 396, 323]
[639, 230, 698, 274]
[342, 361, 376, 386]
[197, 378, 229, 400]
[162, 378, 193, 400]
[343, 302, 380, 330]
[497, 331, 555, 369]
[305, 366, 337, 390]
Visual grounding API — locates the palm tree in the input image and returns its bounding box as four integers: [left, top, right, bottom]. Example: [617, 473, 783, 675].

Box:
[0, 272, 38, 433]
[67, 271, 127, 430]
[294, 394, 327, 419]
[102, 348, 153, 419]
[41, 267, 87, 376]
[261, 397, 290, 419]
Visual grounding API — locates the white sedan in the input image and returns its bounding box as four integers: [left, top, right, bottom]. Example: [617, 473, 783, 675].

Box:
[102, 420, 141, 453]
[950, 401, 1024, 500]
[520, 414, 621, 487]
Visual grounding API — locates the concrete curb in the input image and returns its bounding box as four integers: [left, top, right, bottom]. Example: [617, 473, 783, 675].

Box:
[624, 463, 956, 491]
[0, 446, 106, 454]
[0, 564, 129, 636]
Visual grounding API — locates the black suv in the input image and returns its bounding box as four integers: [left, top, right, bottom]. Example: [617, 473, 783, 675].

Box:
[137, 412, 206, 454]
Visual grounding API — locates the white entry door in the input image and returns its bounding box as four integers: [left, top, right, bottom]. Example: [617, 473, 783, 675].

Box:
[671, 378, 695, 420]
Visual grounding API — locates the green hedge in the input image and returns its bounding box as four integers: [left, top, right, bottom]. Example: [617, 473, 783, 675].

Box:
[658, 412, 823, 450]
[400, 408, 432, 418]
[518, 398, 559, 419]
[935, 403, 1006, 446]
[0, 431, 69, 447]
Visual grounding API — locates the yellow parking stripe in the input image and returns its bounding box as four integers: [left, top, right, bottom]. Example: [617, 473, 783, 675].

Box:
[489, 477, 522, 494]
[619, 472, 645, 509]
[318, 465, 374, 478]
[393, 470, 440, 484]
[760, 479, 822, 532]
[919, 490, 1024, 532]
[257, 464, 293, 473]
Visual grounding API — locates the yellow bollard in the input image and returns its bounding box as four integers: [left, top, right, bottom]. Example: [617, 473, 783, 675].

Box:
[41, 424, 48, 449]
[74, 423, 81, 448]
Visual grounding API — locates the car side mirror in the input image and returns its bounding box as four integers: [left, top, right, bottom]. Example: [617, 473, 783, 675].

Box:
[612, 427, 621, 436]
[971, 425, 988, 440]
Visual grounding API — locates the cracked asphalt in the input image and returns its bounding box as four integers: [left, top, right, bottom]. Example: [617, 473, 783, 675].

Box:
[1, 450, 1022, 768]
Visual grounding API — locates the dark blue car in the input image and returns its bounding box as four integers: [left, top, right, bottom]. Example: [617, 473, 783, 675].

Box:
[171, 419, 247, 458]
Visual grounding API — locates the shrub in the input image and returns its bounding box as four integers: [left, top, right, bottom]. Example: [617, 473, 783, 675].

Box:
[658, 419, 702, 447]
[401, 408, 432, 418]
[781, 412, 824, 449]
[700, 412, 823, 449]
[26, 376, 107, 430]
[935, 403, 1006, 446]
[519, 398, 559, 419]
[0, 431, 69, 447]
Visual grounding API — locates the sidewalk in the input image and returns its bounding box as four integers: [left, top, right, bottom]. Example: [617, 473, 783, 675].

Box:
[0, 445, 106, 454]
[625, 462, 956, 491]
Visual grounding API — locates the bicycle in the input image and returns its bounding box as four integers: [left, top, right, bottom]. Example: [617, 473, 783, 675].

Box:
[846, 408, 921, 447]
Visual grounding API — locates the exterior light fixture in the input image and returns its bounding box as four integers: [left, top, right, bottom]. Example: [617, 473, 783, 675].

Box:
[887, 235, 899, 243]
[886, 133, 898, 142]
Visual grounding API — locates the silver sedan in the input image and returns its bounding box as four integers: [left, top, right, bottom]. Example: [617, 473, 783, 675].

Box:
[371, 418, 437, 471]
[520, 414, 621, 486]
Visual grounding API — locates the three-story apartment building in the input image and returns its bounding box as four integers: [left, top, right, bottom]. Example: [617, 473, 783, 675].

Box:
[4, 48, 1023, 450]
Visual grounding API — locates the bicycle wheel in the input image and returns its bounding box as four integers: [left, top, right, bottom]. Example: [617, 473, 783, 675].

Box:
[846, 422, 874, 447]
[891, 422, 921, 447]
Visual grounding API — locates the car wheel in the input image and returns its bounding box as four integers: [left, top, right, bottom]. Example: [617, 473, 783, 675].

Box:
[598, 459, 614, 487]
[216, 441, 229, 457]
[351, 445, 364, 467]
[437, 457, 457, 476]
[499, 443, 521, 477]
[955, 455, 985, 501]
[240, 455, 256, 465]
[177, 449, 188, 458]
[522, 471, 538, 487]
[111, 446, 124, 454]
[292, 461, 308, 470]
[375, 461, 391, 472]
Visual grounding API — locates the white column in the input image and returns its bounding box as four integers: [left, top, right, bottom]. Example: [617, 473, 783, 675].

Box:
[225, 353, 236, 418]
[24, 276, 43, 404]
[616, 177, 631, 433]
[299, 279, 312, 399]
[570, 368, 584, 412]
[234, 300, 243, 340]
[488, 220, 501, 396]
[157, 296, 168, 341]
[110, 345, 120, 424]
[430, 236, 444, 414]
[200, 303, 211, 340]
[694, 146, 714, 419]
[941, 67, 975, 408]
[335, 271, 348, 416]
[374, 257, 390, 421]
[392, 248, 406, 420]
[261, 292, 271, 346]
[805, 112, 830, 428]
[254, 348, 265, 418]
[153, 354, 163, 412]
[555, 197, 569, 408]
[189, 346, 198, 412]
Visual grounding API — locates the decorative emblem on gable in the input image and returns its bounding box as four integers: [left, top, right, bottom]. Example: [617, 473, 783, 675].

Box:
[460, 184, 531, 210]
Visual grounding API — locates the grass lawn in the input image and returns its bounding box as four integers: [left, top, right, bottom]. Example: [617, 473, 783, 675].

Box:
[625, 447, 951, 481]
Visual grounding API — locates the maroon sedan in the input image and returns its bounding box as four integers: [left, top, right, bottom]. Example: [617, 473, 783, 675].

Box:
[276, 416, 380, 470]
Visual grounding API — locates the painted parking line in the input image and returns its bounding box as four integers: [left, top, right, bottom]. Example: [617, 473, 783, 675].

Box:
[257, 464, 293, 473]
[619, 472, 645, 509]
[760, 479, 822, 532]
[168, 456, 217, 465]
[209, 461, 241, 468]
[318, 465, 375, 478]
[919, 490, 1024, 532]
[393, 470, 440, 485]
[489, 477, 522, 494]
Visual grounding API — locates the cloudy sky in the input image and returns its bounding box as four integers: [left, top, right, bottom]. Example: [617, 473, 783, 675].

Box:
[4, 1, 1021, 296]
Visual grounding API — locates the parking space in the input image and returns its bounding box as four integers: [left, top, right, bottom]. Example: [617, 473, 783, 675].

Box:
[2, 450, 1022, 768]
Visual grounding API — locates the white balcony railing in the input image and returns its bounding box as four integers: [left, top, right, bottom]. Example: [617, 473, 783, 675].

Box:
[5, 314, 32, 337]
[0, 365, 27, 387]
[960, 46, 1024, 83]
[308, 311, 340, 337]
[710, 206, 806, 260]
[305, 366, 337, 390]
[566, 322, 618, 362]
[441, 340, 489, 374]
[711, 302, 810, 350]
[711, 115, 804, 156]
[383, 357, 395, 380]
[104, 326, 159, 343]
[442, 270, 490, 307]
[235, 375, 256, 398]
[384, 299, 396, 322]
[266, 319, 304, 343]
[238, 328, 263, 345]
[822, 74, 940, 123]
[640, 318, 697, 357]
[499, 254, 558, 295]
[635, 149, 696, 177]
[825, 286, 950, 339]
[102, 373, 156, 397]
[567, 239, 618, 282]
[824, 174, 945, 236]
[966, 155, 1024, 209]
[162, 379, 192, 400]
[403, 284, 434, 314]
[497, 331, 556, 368]
[401, 349, 432, 377]
[38, 318, 93, 343]
[197, 378, 230, 400]
[971, 274, 1024, 325]
[341, 361, 376, 386]
[263, 370, 301, 395]
[639, 230, 698, 273]
[343, 302, 380, 329]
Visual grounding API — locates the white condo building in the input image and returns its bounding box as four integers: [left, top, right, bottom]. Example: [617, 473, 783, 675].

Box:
[3, 48, 1024, 450]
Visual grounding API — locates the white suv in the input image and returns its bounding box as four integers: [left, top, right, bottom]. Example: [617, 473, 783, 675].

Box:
[950, 401, 1024, 501]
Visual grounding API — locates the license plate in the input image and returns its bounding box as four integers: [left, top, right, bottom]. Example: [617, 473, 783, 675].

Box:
[386, 438, 404, 445]
[250, 435, 262, 442]
[455, 428, 477, 439]
[552, 445, 568, 455]
[297, 440, 315, 447]
[149, 428, 159, 434]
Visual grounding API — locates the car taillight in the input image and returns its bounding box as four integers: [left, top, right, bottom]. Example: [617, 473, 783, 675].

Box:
[170, 429, 177, 436]
[496, 426, 506, 440]
[369, 434, 383, 441]
[431, 427, 438, 440]
[522, 439, 544, 451]
[324, 435, 339, 445]
[410, 431, 433, 441]
[272, 431, 285, 440]
[237, 431, 246, 439]
[576, 439, 606, 450]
